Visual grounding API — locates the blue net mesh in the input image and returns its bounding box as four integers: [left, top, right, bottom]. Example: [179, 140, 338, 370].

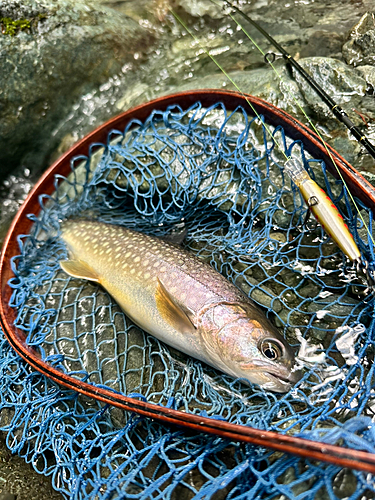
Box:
[2, 101, 375, 499]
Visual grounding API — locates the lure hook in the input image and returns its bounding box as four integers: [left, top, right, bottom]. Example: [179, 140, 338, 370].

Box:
[362, 259, 375, 293]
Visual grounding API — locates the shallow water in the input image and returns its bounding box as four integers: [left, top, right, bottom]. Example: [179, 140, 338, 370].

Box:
[1, 0, 375, 499]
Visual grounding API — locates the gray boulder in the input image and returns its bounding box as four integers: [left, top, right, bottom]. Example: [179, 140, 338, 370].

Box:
[343, 12, 375, 67]
[0, 0, 154, 178]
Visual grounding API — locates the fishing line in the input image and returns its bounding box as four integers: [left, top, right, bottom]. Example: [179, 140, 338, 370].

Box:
[216, 0, 375, 250]
[169, 9, 290, 162]
[219, 0, 375, 160]
[170, 5, 375, 257]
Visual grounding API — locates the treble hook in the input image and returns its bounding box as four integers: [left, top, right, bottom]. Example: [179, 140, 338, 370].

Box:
[302, 196, 319, 227]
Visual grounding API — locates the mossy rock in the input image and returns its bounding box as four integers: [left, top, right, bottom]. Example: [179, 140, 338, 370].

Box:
[0, 0, 154, 179]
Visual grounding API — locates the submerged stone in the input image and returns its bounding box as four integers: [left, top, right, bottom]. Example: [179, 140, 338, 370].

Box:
[292, 57, 368, 117]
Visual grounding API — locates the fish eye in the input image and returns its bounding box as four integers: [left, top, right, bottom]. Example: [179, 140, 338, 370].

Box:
[260, 339, 283, 361]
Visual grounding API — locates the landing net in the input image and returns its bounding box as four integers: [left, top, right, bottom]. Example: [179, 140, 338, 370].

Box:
[2, 102, 375, 499]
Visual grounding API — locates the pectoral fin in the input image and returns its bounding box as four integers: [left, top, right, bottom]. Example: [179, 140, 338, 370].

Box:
[60, 260, 99, 282]
[155, 278, 196, 334]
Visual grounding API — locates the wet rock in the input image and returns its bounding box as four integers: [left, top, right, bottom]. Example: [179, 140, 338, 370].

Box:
[0, 0, 153, 178]
[343, 12, 375, 67]
[332, 468, 357, 498]
[292, 57, 367, 118]
[175, 0, 222, 19]
[285, 55, 375, 167]
[297, 280, 321, 299]
[98, 0, 171, 24]
[0, 168, 32, 245]
[177, 64, 307, 118]
[300, 30, 345, 59]
[0, 434, 62, 500]
[355, 64, 375, 92]
[306, 294, 360, 333]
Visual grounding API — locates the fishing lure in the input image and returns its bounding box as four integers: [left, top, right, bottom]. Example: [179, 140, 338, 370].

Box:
[170, 6, 367, 270]
[285, 157, 361, 264]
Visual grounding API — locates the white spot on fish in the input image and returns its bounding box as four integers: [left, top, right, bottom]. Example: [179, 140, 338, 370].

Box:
[134, 256, 140, 263]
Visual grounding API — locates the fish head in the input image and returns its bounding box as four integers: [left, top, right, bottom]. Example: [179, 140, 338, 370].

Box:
[200, 303, 301, 393]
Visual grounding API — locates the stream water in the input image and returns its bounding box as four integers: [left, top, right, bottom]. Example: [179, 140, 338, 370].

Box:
[1, 0, 375, 498]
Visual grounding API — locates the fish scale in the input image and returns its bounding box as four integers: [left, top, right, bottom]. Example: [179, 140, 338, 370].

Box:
[60, 219, 300, 392]
[62, 220, 243, 310]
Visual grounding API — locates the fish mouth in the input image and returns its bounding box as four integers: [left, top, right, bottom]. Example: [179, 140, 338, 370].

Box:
[260, 371, 297, 393]
[240, 361, 302, 393]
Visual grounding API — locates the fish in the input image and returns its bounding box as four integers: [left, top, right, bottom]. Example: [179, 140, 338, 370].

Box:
[59, 219, 301, 393]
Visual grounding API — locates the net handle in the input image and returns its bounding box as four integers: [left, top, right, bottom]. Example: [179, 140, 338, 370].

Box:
[1, 90, 375, 472]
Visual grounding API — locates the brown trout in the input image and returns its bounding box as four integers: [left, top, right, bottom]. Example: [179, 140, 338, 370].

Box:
[60, 220, 300, 392]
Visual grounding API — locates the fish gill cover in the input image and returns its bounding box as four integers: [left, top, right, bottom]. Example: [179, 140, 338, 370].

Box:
[2, 101, 375, 499]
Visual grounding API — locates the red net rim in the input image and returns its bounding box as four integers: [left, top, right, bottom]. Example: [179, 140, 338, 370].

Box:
[1, 89, 375, 472]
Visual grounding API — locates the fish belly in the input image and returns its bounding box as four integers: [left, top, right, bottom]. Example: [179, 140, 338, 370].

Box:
[101, 274, 204, 360]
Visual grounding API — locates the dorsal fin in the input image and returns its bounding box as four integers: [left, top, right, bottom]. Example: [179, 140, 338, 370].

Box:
[161, 227, 188, 246]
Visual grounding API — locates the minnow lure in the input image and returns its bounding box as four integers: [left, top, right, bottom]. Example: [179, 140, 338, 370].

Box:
[60, 219, 301, 393]
[285, 158, 361, 263]
[171, 7, 365, 268]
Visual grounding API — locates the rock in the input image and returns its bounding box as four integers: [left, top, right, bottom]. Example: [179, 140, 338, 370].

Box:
[177, 64, 307, 119]
[355, 64, 375, 91]
[343, 12, 375, 67]
[0, 435, 63, 500]
[174, 0, 223, 19]
[0, 0, 154, 178]
[292, 57, 368, 117]
[97, 0, 172, 24]
[306, 294, 360, 333]
[297, 280, 321, 299]
[300, 30, 345, 59]
[332, 468, 358, 498]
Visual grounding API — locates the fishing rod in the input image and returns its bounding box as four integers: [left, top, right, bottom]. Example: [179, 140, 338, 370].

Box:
[210, 0, 375, 278]
[170, 8, 374, 274]
[219, 0, 375, 161]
